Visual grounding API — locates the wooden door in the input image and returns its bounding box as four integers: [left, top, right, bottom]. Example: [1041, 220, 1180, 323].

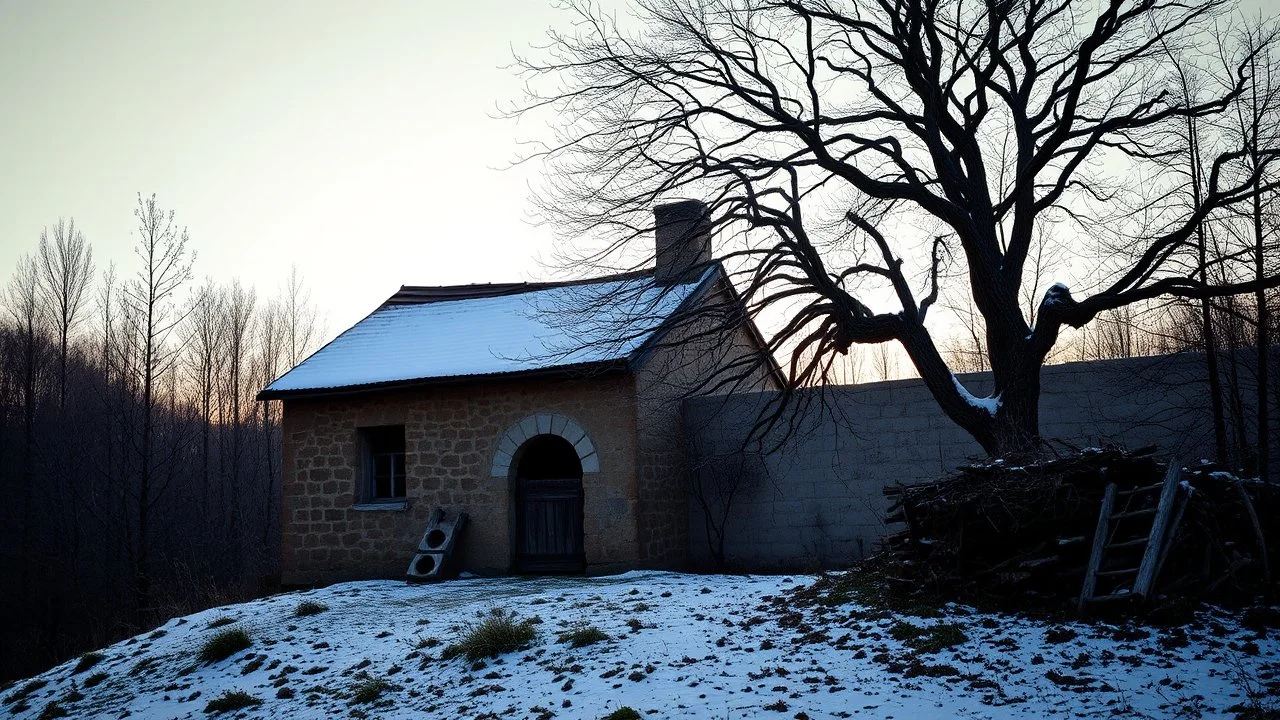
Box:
[515, 477, 584, 573]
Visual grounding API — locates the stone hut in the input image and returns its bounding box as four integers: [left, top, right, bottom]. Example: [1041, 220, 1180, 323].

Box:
[259, 201, 779, 584]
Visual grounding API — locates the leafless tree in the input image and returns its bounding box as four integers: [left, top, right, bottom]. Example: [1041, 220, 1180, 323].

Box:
[183, 280, 225, 502]
[279, 265, 322, 370]
[515, 0, 1280, 454]
[121, 193, 194, 615]
[36, 218, 94, 408]
[0, 216, 325, 680]
[1161, 39, 1234, 463]
[4, 254, 44, 602]
[220, 279, 256, 540]
[1222, 18, 1280, 482]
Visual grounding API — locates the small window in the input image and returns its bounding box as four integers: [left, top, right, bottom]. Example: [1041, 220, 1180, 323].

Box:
[359, 425, 406, 502]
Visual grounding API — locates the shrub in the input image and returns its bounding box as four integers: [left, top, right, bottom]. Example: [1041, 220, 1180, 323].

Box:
[557, 625, 609, 648]
[442, 608, 537, 662]
[7, 679, 47, 704]
[294, 600, 328, 617]
[36, 701, 67, 720]
[199, 628, 252, 663]
[82, 672, 108, 688]
[602, 708, 642, 720]
[888, 621, 968, 654]
[204, 690, 263, 714]
[350, 675, 390, 704]
[73, 652, 103, 674]
[206, 616, 236, 629]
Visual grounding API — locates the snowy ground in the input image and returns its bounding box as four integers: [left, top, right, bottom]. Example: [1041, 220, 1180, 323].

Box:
[5, 571, 1278, 719]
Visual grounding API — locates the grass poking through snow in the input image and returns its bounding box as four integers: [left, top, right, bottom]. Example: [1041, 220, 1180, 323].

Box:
[557, 624, 609, 648]
[350, 674, 391, 704]
[888, 621, 969, 654]
[442, 608, 536, 662]
[294, 600, 329, 617]
[203, 689, 263, 714]
[72, 652, 103, 674]
[199, 628, 252, 663]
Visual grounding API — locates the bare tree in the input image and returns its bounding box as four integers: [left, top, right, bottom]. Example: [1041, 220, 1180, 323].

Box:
[1224, 19, 1280, 482]
[36, 218, 94, 409]
[183, 280, 225, 503]
[279, 265, 321, 370]
[515, 0, 1280, 455]
[121, 193, 194, 616]
[1164, 41, 1234, 463]
[220, 279, 256, 541]
[252, 299, 283, 549]
[4, 254, 45, 602]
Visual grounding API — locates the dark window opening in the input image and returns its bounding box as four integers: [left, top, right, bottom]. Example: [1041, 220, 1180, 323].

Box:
[515, 434, 582, 480]
[360, 425, 406, 502]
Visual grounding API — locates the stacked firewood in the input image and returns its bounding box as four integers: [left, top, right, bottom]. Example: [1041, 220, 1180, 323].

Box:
[877, 446, 1275, 614]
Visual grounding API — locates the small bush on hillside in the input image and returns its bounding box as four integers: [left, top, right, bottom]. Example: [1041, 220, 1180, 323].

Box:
[557, 624, 609, 648]
[350, 674, 391, 704]
[82, 672, 108, 688]
[294, 600, 328, 617]
[206, 616, 236, 629]
[442, 608, 537, 662]
[73, 652, 103, 674]
[199, 628, 252, 663]
[204, 690, 263, 714]
[6, 679, 47, 705]
[602, 708, 642, 720]
[888, 621, 968, 654]
[36, 701, 67, 720]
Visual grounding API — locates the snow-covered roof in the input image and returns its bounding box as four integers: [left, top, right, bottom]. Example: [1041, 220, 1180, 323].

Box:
[259, 266, 719, 398]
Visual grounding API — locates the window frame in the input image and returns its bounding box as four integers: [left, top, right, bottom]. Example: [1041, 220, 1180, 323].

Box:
[357, 425, 407, 505]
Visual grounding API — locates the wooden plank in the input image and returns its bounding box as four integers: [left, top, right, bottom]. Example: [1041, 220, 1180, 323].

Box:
[1152, 486, 1191, 588]
[1105, 537, 1149, 550]
[1233, 481, 1270, 583]
[1110, 508, 1157, 520]
[1079, 480, 1118, 613]
[1133, 461, 1181, 598]
[1117, 483, 1165, 497]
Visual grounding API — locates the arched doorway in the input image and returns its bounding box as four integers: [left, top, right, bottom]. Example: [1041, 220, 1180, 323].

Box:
[513, 434, 585, 573]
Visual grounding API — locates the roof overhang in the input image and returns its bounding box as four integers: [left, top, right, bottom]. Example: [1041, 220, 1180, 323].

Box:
[256, 358, 629, 402]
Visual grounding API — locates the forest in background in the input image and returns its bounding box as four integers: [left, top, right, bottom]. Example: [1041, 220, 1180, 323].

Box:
[0, 194, 323, 682]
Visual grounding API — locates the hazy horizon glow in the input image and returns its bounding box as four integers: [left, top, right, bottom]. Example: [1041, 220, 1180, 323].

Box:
[1, 0, 575, 336]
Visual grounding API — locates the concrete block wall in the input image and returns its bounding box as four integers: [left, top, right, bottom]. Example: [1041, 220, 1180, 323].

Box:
[683, 351, 1278, 571]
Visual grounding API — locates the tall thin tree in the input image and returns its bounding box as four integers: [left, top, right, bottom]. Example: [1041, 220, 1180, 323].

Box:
[36, 218, 94, 409]
[121, 193, 194, 617]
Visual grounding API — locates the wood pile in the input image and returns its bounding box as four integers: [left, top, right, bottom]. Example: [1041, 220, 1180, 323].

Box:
[878, 446, 1276, 615]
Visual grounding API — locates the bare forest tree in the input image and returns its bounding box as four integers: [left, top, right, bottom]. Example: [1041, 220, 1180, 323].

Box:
[280, 265, 323, 369]
[221, 280, 256, 538]
[4, 255, 44, 609]
[36, 218, 94, 408]
[120, 194, 195, 615]
[185, 280, 226, 498]
[515, 0, 1280, 455]
[0, 196, 325, 682]
[1222, 19, 1279, 481]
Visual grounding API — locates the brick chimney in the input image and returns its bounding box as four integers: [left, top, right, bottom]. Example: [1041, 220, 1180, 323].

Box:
[654, 199, 712, 286]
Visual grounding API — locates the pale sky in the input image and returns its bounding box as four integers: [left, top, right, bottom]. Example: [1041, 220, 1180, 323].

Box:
[1, 0, 575, 335]
[2, 0, 1272, 378]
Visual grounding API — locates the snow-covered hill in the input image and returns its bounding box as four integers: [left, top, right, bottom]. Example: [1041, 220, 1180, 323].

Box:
[5, 572, 1277, 719]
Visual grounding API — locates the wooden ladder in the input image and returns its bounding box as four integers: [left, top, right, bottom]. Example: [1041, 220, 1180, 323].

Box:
[1078, 461, 1185, 612]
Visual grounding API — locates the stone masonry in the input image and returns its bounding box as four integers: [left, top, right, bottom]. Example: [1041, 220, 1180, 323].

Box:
[280, 374, 639, 585]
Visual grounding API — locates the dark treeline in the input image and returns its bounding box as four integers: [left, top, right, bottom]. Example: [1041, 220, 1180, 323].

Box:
[0, 194, 322, 682]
